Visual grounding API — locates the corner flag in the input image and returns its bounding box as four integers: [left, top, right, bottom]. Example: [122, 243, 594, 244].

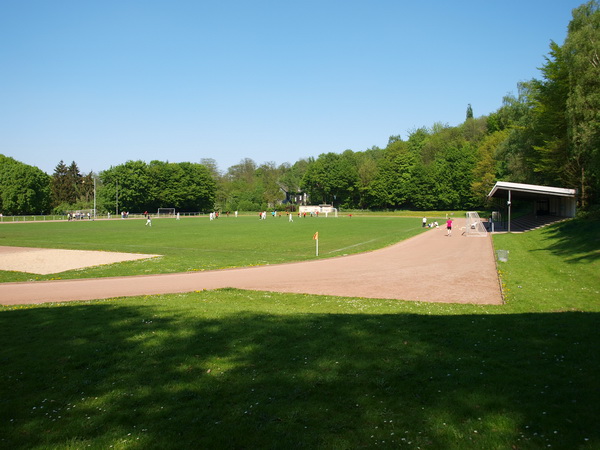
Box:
[313, 231, 319, 240]
[313, 231, 319, 256]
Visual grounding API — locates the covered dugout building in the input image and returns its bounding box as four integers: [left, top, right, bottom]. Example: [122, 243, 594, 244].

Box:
[487, 181, 577, 232]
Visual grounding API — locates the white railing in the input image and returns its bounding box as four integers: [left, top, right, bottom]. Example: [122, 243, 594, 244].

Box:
[0, 215, 67, 222]
[0, 212, 208, 222]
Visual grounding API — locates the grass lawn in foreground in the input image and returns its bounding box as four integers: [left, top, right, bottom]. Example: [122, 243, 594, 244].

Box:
[0, 217, 598, 448]
[0, 215, 426, 283]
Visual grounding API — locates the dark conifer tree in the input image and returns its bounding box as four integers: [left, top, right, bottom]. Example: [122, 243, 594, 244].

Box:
[466, 103, 474, 120]
[51, 160, 76, 205]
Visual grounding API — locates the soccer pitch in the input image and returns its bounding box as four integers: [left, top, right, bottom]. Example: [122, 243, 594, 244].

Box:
[0, 215, 426, 282]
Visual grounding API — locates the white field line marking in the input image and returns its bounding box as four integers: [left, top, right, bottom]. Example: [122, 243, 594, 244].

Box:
[328, 239, 378, 254]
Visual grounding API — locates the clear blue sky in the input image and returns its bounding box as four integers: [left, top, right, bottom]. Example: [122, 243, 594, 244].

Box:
[0, 0, 584, 175]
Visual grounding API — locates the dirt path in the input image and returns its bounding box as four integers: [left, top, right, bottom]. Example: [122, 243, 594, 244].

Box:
[0, 219, 503, 305]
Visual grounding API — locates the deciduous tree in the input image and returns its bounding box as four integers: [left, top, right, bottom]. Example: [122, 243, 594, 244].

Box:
[564, 0, 600, 206]
[0, 155, 51, 215]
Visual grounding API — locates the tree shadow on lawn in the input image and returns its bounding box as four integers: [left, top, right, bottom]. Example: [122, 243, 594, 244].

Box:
[1, 302, 598, 449]
[539, 218, 600, 263]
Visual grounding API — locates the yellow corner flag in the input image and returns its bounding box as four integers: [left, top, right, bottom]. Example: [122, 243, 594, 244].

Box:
[313, 231, 319, 240]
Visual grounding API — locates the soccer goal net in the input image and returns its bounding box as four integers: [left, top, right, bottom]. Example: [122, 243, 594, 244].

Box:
[465, 211, 488, 237]
[67, 209, 95, 220]
[157, 208, 176, 217]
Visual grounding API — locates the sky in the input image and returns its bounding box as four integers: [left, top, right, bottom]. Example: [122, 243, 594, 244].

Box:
[0, 0, 585, 175]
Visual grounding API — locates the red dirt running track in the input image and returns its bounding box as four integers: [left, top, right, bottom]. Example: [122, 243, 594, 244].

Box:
[0, 219, 503, 306]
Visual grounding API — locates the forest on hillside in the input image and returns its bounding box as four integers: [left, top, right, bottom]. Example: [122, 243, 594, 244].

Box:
[1, 1, 599, 215]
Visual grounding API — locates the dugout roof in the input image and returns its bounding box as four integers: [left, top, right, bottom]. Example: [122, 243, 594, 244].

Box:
[487, 181, 577, 201]
[487, 181, 577, 221]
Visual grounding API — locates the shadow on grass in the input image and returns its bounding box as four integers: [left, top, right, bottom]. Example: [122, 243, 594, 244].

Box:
[1, 302, 598, 449]
[539, 218, 600, 263]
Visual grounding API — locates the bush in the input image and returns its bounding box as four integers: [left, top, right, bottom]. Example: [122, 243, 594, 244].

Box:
[577, 203, 600, 220]
[237, 200, 261, 212]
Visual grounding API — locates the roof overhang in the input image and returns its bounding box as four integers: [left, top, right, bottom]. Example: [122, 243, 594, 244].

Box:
[488, 181, 577, 201]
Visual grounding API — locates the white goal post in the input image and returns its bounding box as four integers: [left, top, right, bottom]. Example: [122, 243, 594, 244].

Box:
[465, 211, 488, 237]
[157, 208, 176, 217]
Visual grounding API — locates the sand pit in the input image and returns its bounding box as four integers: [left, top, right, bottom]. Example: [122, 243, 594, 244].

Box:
[0, 246, 161, 275]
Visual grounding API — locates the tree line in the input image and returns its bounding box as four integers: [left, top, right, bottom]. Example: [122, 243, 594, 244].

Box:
[1, 1, 598, 215]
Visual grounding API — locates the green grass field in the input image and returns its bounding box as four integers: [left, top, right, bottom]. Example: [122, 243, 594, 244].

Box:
[0, 216, 599, 449]
[0, 215, 427, 283]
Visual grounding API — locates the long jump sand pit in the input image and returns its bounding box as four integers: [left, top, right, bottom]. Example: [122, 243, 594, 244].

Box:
[0, 246, 161, 275]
